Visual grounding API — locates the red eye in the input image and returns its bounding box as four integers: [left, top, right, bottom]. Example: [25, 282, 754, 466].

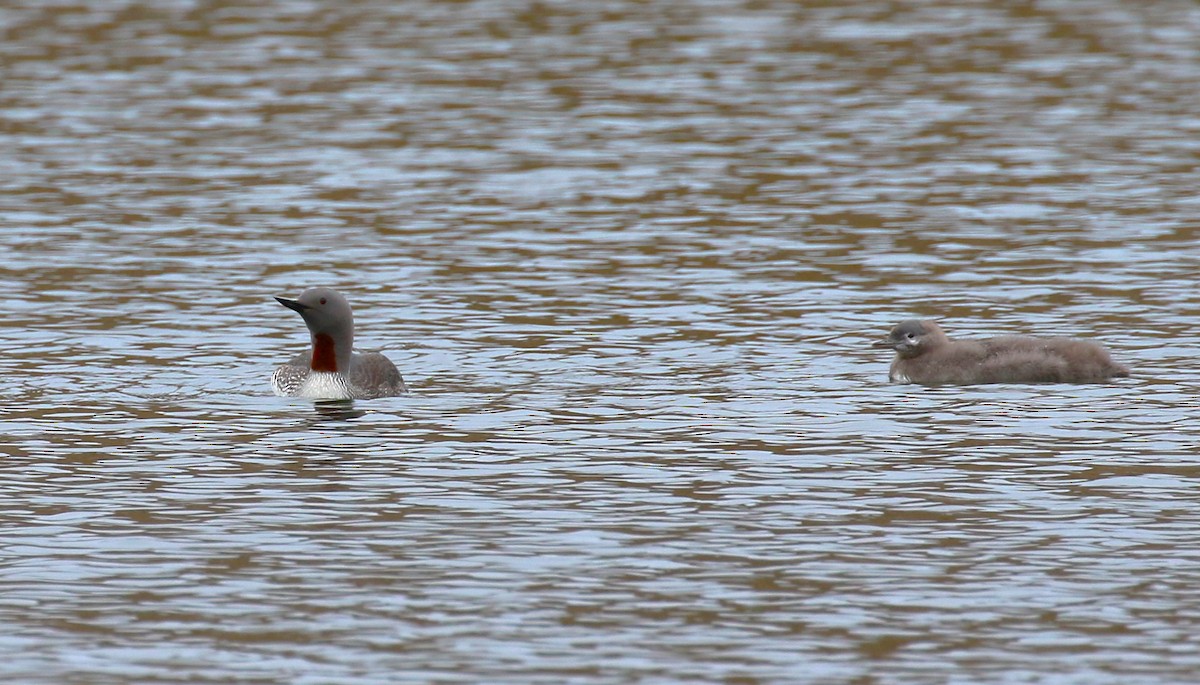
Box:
[320, 298, 327, 305]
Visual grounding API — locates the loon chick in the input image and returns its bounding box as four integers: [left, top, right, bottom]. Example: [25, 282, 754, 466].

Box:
[873, 319, 1129, 385]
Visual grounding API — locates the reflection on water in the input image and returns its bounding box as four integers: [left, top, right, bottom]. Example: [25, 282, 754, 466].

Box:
[2, 0, 1200, 683]
[311, 400, 367, 422]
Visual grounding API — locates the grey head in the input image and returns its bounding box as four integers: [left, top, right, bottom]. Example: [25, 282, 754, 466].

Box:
[872, 319, 946, 358]
[275, 288, 356, 370]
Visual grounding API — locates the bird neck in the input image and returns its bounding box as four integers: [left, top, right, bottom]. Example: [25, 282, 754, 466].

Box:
[310, 331, 352, 373]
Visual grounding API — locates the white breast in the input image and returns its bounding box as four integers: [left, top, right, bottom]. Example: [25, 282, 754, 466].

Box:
[295, 371, 355, 400]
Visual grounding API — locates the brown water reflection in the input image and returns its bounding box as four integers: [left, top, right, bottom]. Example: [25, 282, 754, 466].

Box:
[2, 0, 1200, 683]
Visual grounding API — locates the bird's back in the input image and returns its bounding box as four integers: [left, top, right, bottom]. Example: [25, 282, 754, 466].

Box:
[347, 351, 408, 398]
[978, 336, 1128, 383]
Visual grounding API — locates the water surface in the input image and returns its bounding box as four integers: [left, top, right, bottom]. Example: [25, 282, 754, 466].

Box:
[3, 1, 1199, 683]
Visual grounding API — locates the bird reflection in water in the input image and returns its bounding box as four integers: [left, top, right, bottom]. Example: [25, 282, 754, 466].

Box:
[312, 399, 366, 421]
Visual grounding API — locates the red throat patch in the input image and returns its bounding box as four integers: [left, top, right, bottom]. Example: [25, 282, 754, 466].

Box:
[311, 333, 338, 372]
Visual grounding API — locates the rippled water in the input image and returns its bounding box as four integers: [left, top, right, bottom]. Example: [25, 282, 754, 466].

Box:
[4, 1, 1200, 682]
